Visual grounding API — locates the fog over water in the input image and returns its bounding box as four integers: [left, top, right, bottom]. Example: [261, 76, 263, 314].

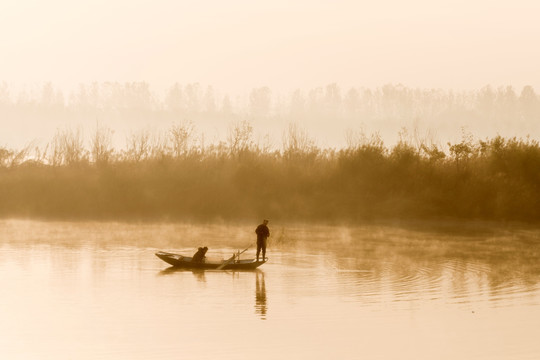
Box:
[1, 220, 540, 359]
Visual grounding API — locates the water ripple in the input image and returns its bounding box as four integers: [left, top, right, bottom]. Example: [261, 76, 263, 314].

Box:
[320, 255, 540, 308]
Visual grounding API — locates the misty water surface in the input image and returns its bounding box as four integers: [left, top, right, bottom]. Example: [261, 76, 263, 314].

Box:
[1, 219, 540, 360]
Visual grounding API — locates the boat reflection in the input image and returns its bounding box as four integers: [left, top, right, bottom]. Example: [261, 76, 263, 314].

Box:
[158, 267, 268, 319]
[255, 271, 267, 320]
[158, 267, 206, 282]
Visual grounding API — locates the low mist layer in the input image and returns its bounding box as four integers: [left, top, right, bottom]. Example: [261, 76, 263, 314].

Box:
[1, 123, 539, 223]
[2, 82, 540, 149]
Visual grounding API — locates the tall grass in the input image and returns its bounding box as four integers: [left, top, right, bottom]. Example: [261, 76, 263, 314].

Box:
[0, 124, 539, 223]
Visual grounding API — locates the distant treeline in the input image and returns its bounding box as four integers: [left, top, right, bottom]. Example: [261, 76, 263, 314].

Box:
[2, 82, 540, 122]
[1, 123, 539, 223]
[2, 82, 540, 147]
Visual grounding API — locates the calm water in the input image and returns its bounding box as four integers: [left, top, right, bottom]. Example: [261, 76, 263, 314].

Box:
[1, 219, 540, 360]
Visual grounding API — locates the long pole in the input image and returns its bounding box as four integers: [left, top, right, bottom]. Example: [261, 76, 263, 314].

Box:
[216, 245, 251, 270]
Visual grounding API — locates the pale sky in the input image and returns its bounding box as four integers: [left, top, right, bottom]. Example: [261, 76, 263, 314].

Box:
[1, 0, 539, 95]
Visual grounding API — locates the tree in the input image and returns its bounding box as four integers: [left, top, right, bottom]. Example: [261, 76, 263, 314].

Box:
[170, 121, 195, 157]
[324, 83, 342, 116]
[91, 124, 114, 165]
[185, 83, 201, 114]
[519, 85, 539, 122]
[344, 88, 360, 117]
[249, 87, 271, 118]
[227, 120, 254, 154]
[476, 85, 495, 120]
[221, 95, 233, 117]
[203, 86, 216, 114]
[166, 83, 185, 113]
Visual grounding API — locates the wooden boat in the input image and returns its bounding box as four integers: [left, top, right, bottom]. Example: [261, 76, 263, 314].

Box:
[155, 251, 267, 270]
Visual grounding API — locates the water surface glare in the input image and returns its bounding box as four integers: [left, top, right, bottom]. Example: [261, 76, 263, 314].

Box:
[1, 220, 540, 359]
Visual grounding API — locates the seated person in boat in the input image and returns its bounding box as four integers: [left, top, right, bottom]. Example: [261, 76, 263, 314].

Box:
[192, 247, 208, 263]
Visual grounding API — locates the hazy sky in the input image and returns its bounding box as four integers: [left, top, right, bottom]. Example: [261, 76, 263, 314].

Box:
[1, 0, 539, 94]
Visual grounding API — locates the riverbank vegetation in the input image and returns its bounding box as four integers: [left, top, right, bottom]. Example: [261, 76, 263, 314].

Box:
[1, 122, 539, 223]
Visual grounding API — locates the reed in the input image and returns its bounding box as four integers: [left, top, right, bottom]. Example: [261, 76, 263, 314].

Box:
[0, 124, 539, 223]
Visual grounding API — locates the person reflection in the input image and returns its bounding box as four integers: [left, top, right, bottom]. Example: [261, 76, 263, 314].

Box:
[192, 269, 206, 282]
[255, 270, 267, 320]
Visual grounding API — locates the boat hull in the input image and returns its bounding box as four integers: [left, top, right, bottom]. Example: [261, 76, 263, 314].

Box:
[155, 251, 267, 270]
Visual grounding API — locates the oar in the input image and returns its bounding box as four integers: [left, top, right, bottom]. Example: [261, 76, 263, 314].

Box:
[217, 245, 251, 270]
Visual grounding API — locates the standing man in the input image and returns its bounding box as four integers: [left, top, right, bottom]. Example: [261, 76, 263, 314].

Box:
[255, 219, 270, 262]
